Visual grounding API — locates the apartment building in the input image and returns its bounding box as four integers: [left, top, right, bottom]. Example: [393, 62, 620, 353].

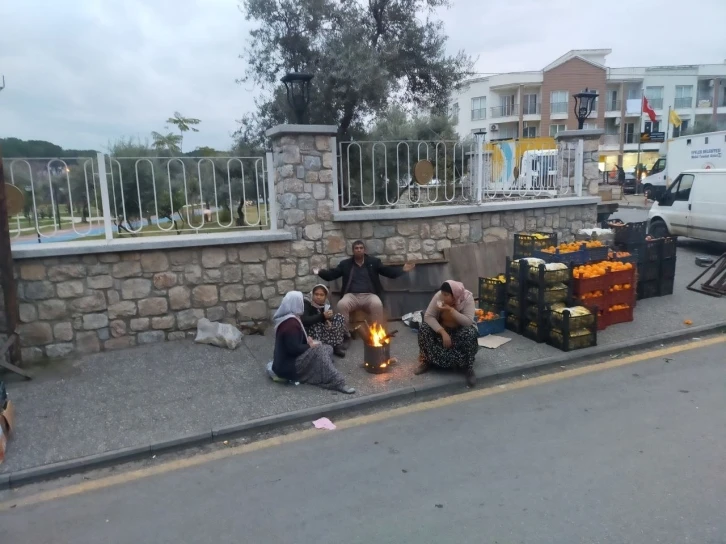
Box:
[452, 49, 726, 171]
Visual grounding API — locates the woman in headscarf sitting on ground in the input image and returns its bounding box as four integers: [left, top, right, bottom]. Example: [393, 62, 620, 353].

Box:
[414, 280, 479, 387]
[301, 284, 348, 358]
[272, 291, 355, 394]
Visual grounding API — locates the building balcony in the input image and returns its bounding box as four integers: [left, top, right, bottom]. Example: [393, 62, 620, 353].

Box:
[490, 104, 519, 118]
[522, 103, 540, 116]
[647, 98, 664, 109]
[674, 97, 693, 109]
[624, 133, 639, 145]
[696, 96, 713, 109]
[606, 100, 621, 112]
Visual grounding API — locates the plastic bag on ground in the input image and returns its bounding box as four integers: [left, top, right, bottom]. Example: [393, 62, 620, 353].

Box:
[194, 318, 243, 350]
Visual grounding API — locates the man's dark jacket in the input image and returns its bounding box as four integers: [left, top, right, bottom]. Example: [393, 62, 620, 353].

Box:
[317, 255, 405, 301]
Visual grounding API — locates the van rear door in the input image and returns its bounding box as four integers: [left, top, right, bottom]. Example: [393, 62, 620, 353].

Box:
[688, 172, 726, 243]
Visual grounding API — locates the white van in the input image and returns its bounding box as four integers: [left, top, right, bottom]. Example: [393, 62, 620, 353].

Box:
[647, 168, 726, 243]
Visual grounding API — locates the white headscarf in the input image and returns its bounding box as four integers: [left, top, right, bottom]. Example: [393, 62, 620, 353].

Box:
[273, 291, 307, 339]
[306, 284, 330, 310]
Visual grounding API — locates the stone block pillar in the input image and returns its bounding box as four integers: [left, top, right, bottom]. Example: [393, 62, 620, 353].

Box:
[555, 129, 604, 197]
[265, 124, 344, 287]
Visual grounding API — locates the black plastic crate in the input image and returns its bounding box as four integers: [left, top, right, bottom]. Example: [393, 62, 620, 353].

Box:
[527, 262, 572, 286]
[513, 232, 557, 259]
[660, 257, 676, 279]
[660, 277, 674, 296]
[661, 237, 677, 260]
[586, 246, 610, 263]
[526, 282, 572, 305]
[637, 279, 660, 300]
[607, 220, 647, 244]
[619, 239, 662, 264]
[478, 276, 507, 305]
[547, 309, 598, 352]
[640, 261, 660, 282]
[523, 317, 550, 344]
[506, 314, 523, 334]
[549, 306, 596, 330]
[548, 329, 597, 352]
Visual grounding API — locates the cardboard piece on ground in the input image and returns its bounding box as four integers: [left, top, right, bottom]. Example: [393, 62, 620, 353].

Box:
[0, 400, 15, 465]
[477, 335, 512, 349]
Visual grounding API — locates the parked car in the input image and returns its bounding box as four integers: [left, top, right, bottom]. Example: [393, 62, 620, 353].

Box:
[647, 168, 726, 243]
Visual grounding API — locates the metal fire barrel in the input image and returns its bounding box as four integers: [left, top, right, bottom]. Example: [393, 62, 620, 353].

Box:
[363, 342, 391, 374]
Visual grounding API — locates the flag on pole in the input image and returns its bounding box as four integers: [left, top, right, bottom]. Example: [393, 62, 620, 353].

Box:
[642, 96, 657, 122]
[669, 108, 682, 128]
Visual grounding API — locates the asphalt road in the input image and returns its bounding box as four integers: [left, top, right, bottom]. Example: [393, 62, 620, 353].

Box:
[2, 338, 725, 544]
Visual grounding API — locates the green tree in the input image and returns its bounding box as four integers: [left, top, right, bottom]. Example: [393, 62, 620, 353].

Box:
[151, 131, 183, 154]
[238, 0, 472, 143]
[684, 119, 718, 136]
[166, 112, 201, 152]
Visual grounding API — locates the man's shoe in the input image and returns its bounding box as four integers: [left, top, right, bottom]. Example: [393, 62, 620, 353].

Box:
[333, 346, 346, 358]
[465, 369, 476, 387]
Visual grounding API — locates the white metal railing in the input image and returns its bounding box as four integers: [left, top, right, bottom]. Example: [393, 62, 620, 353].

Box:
[5, 154, 272, 245]
[338, 140, 477, 209]
[337, 139, 575, 209]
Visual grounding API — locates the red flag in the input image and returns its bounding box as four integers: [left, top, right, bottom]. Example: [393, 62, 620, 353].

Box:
[642, 96, 657, 122]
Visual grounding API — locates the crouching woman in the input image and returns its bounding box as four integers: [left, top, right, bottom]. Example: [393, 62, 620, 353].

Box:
[272, 291, 355, 394]
[414, 280, 479, 387]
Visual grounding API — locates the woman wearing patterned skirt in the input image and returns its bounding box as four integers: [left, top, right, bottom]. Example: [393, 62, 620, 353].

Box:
[414, 280, 479, 387]
[272, 291, 355, 394]
[301, 284, 348, 358]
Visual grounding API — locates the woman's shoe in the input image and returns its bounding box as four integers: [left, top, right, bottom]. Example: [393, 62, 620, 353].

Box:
[465, 369, 476, 387]
[333, 346, 346, 358]
[414, 359, 430, 375]
[339, 386, 356, 394]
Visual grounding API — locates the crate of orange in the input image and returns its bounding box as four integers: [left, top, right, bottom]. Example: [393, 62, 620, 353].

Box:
[603, 303, 633, 327]
[606, 260, 635, 287]
[576, 289, 607, 318]
[474, 309, 506, 337]
[534, 240, 607, 266]
[607, 283, 635, 306]
[572, 262, 609, 295]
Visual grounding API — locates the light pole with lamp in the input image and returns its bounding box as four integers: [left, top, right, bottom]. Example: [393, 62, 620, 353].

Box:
[572, 88, 599, 130]
[281, 72, 314, 124]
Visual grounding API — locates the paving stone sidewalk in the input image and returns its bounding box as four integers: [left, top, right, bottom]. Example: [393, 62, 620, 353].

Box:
[1, 241, 724, 475]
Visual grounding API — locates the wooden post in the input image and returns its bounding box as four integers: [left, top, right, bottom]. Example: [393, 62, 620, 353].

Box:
[0, 147, 22, 365]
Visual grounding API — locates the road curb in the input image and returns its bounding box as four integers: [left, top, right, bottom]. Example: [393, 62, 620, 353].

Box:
[3, 322, 725, 490]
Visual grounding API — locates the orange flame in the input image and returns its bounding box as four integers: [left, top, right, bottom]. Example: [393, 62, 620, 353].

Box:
[368, 322, 390, 347]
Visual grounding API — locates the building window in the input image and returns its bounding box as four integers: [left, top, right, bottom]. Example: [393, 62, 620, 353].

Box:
[606, 89, 619, 111]
[522, 94, 538, 115]
[583, 122, 598, 130]
[549, 124, 566, 137]
[645, 86, 664, 109]
[674, 86, 693, 109]
[627, 87, 641, 100]
[450, 102, 460, 120]
[522, 125, 537, 138]
[672, 119, 690, 138]
[550, 91, 568, 114]
[501, 95, 516, 116]
[624, 122, 636, 144]
[471, 97, 486, 121]
[644, 121, 660, 133]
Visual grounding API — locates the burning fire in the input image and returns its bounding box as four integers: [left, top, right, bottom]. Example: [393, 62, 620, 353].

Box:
[368, 322, 390, 347]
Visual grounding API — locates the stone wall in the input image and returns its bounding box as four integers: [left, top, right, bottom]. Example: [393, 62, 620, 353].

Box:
[11, 203, 596, 363]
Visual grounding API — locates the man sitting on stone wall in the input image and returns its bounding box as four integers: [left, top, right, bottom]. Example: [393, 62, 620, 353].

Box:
[312, 240, 415, 337]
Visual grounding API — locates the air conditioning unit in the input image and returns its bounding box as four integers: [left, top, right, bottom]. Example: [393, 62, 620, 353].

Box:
[490, 123, 499, 131]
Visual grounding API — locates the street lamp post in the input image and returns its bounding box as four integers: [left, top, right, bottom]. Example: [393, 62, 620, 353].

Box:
[281, 72, 314, 124]
[573, 88, 599, 130]
[473, 128, 487, 202]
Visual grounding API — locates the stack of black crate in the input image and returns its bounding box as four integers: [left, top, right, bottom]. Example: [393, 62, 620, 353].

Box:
[505, 257, 573, 343]
[612, 221, 677, 300]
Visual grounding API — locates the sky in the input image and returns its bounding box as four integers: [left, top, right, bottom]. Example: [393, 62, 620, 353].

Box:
[1, 0, 725, 152]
